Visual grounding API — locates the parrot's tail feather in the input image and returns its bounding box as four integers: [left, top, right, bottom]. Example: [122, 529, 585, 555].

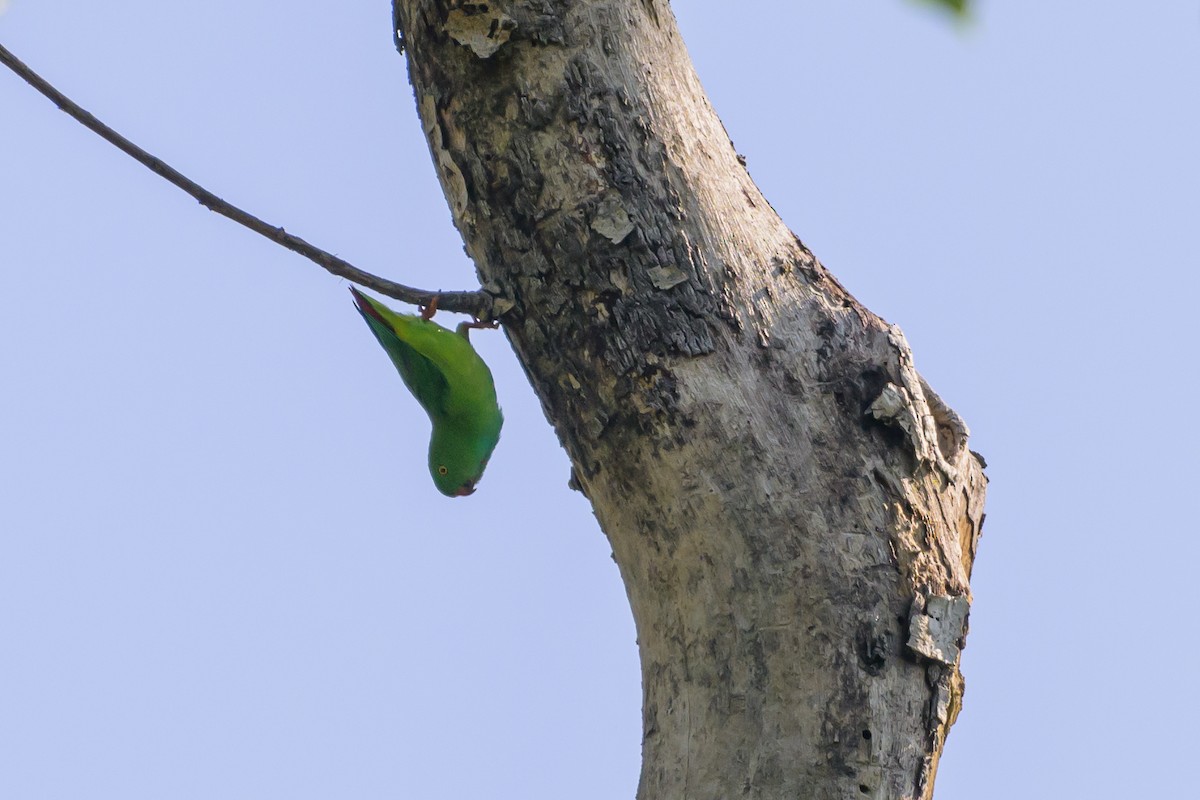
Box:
[349, 287, 388, 325]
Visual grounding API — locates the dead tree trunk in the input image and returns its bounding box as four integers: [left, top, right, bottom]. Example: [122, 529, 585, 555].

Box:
[392, 2, 986, 797]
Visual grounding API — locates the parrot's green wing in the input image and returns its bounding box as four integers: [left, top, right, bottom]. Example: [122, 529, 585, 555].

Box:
[351, 290, 451, 418]
[350, 288, 503, 498]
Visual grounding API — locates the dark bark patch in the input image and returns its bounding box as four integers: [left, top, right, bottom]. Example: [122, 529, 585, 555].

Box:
[857, 620, 894, 676]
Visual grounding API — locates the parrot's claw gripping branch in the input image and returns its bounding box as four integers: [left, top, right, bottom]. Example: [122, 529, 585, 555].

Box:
[456, 318, 500, 341]
[419, 296, 440, 320]
[421, 295, 506, 339]
[0, 41, 494, 320]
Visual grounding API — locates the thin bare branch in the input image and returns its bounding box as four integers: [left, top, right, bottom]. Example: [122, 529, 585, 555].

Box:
[0, 41, 491, 319]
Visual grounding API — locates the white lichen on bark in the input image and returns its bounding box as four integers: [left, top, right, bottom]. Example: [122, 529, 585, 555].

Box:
[445, 5, 517, 58]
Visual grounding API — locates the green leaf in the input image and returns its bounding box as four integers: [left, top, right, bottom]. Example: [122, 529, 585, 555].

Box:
[916, 0, 971, 16]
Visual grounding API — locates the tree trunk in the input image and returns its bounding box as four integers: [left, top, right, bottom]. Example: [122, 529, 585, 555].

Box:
[392, 2, 987, 798]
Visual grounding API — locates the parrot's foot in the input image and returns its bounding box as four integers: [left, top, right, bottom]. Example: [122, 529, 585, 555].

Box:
[419, 295, 440, 320]
[456, 318, 500, 341]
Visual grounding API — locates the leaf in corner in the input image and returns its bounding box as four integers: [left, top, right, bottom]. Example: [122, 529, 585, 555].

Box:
[914, 0, 971, 17]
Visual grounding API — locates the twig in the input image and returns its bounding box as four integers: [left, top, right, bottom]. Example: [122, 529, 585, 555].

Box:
[0, 41, 492, 319]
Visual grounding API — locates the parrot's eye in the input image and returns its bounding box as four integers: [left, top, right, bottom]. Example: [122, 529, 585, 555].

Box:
[437, 465, 449, 476]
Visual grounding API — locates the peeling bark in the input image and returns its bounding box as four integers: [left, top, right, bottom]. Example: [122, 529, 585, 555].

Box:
[392, 2, 986, 798]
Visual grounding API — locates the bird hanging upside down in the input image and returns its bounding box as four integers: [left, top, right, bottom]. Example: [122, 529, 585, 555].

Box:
[350, 288, 503, 497]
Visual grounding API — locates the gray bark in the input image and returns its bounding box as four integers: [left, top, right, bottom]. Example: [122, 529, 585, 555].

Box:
[392, 2, 986, 798]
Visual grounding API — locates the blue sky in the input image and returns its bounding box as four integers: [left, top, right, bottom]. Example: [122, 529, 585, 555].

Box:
[2, 2, 1198, 798]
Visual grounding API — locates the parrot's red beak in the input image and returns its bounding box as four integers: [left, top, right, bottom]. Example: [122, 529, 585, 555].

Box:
[455, 482, 476, 497]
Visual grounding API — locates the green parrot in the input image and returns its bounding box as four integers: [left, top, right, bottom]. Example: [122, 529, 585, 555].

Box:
[350, 288, 503, 497]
